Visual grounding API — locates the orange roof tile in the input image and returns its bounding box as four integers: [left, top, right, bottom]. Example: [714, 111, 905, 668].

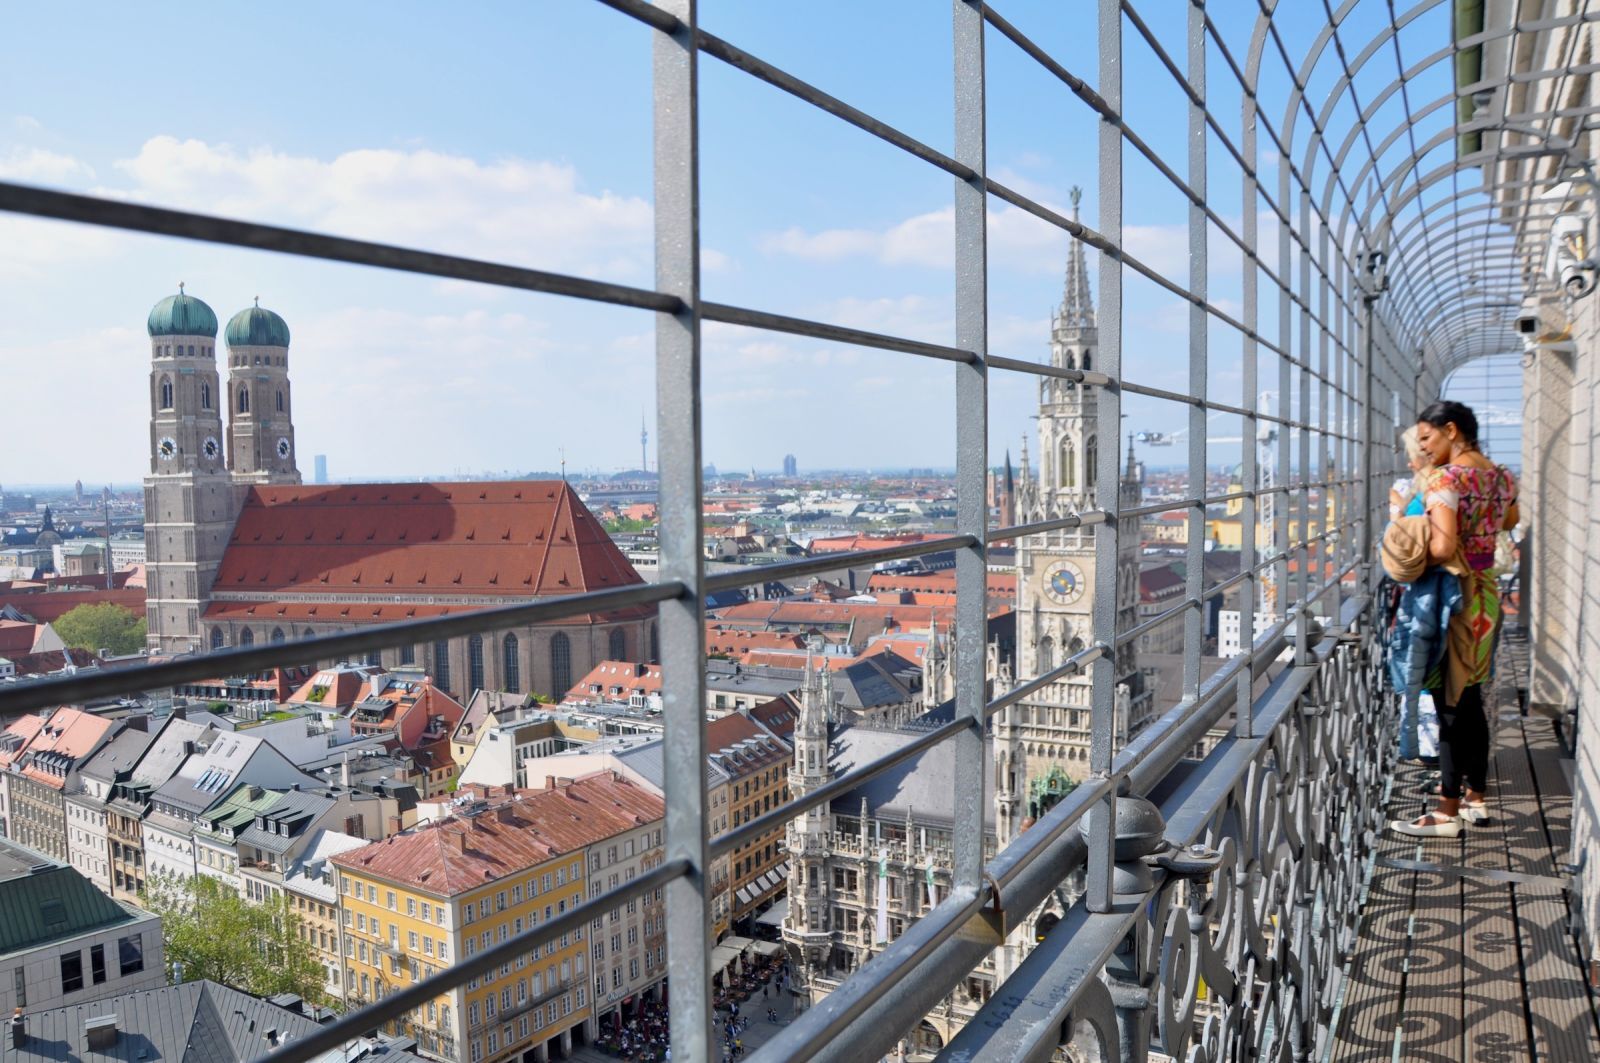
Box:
[17, 707, 114, 789]
[332, 771, 663, 895]
[205, 481, 647, 623]
[563, 660, 661, 704]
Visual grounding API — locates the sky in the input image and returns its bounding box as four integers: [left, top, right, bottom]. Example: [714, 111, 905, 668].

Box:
[0, 0, 1485, 487]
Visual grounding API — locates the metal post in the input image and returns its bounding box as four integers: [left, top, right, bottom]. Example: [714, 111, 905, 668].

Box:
[652, 4, 713, 1060]
[951, 0, 988, 900]
[1358, 272, 1377, 588]
[1183, 0, 1207, 703]
[1087, 0, 1123, 916]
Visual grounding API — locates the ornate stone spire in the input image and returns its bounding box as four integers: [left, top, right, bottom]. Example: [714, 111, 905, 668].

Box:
[1059, 187, 1095, 329]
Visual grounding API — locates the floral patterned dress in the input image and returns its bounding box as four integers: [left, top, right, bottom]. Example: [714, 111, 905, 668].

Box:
[1421, 463, 1517, 702]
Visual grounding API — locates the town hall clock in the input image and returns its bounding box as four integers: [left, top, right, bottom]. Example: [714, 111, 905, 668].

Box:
[1042, 559, 1087, 605]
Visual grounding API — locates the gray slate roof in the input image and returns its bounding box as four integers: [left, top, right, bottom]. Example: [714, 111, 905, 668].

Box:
[834, 652, 919, 710]
[615, 737, 733, 789]
[236, 790, 337, 854]
[77, 726, 155, 785]
[7, 979, 423, 1062]
[828, 725, 996, 829]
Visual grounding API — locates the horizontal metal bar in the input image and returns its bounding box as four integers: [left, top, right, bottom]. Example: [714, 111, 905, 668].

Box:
[986, 354, 1115, 387]
[592, 0, 680, 33]
[709, 715, 973, 860]
[0, 182, 680, 314]
[701, 533, 979, 594]
[696, 31, 974, 183]
[1112, 595, 1200, 649]
[985, 511, 1109, 542]
[256, 857, 690, 1063]
[985, 642, 1107, 718]
[0, 580, 684, 717]
[701, 301, 975, 364]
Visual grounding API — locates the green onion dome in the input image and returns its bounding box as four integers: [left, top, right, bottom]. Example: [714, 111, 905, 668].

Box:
[147, 288, 219, 338]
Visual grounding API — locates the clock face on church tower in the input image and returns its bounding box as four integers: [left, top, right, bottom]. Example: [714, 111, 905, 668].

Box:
[1042, 560, 1087, 605]
[158, 437, 177, 462]
[276, 437, 292, 459]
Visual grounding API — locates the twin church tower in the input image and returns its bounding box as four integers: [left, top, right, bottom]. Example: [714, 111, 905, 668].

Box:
[144, 287, 300, 653]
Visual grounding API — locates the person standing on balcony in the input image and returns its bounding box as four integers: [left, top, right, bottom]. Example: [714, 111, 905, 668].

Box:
[1391, 401, 1519, 839]
[1387, 426, 1439, 766]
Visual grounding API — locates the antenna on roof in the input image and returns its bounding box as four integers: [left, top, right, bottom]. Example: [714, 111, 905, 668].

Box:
[560, 447, 567, 482]
[178, 281, 185, 294]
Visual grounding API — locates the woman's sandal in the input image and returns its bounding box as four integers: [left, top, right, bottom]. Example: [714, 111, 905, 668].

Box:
[1460, 801, 1491, 825]
[1389, 811, 1463, 839]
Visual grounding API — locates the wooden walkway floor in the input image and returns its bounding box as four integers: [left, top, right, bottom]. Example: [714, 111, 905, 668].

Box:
[1330, 628, 1600, 1062]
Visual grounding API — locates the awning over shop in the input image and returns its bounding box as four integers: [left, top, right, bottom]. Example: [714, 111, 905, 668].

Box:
[711, 944, 742, 976]
[723, 934, 756, 953]
[755, 898, 788, 927]
[752, 939, 785, 959]
[736, 885, 753, 905]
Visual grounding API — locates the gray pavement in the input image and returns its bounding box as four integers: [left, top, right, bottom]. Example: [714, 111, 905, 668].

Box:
[570, 975, 800, 1063]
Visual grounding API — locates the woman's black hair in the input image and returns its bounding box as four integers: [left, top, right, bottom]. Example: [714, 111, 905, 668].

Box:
[1417, 399, 1479, 447]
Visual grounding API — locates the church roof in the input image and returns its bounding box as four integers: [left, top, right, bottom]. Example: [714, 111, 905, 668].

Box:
[225, 302, 291, 348]
[147, 289, 218, 338]
[205, 481, 648, 623]
[1058, 189, 1095, 330]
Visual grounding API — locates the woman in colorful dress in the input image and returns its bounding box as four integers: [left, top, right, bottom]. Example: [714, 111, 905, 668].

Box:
[1391, 400, 1519, 839]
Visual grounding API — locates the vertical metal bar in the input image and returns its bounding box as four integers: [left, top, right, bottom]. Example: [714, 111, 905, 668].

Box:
[1359, 276, 1375, 589]
[1276, 141, 1292, 647]
[1296, 187, 1313, 665]
[1184, 0, 1207, 703]
[652, 4, 712, 1061]
[1237, 30, 1259, 741]
[951, 0, 987, 897]
[1087, 0, 1123, 915]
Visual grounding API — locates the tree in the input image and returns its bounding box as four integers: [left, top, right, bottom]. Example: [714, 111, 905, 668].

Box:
[51, 603, 146, 655]
[141, 874, 327, 1006]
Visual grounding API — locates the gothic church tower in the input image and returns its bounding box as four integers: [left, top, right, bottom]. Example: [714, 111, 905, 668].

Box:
[225, 299, 301, 487]
[144, 288, 236, 654]
[1005, 189, 1149, 783]
[784, 654, 836, 990]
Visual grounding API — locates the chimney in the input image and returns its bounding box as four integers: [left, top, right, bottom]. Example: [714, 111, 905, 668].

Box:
[84, 1015, 118, 1050]
[450, 831, 468, 852]
[10, 1008, 23, 1049]
[386, 815, 402, 836]
[495, 805, 517, 825]
[171, 705, 186, 721]
[544, 775, 556, 791]
[340, 752, 351, 789]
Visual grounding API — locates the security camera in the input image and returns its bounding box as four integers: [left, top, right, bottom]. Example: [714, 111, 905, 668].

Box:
[1514, 314, 1539, 336]
[1563, 263, 1598, 299]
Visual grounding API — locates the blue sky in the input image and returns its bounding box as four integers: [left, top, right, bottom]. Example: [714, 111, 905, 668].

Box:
[0, 1, 1467, 486]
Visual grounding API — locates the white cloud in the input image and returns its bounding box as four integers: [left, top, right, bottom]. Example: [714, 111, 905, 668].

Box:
[12, 115, 43, 133]
[103, 136, 653, 281]
[0, 146, 94, 183]
[761, 200, 1201, 282]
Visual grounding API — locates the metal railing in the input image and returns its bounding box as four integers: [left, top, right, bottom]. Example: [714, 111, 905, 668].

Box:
[9, 1, 1548, 1060]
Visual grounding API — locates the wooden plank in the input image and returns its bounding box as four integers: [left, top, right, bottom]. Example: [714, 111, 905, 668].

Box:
[1397, 868, 1463, 1063]
[1513, 888, 1600, 1063]
[1330, 784, 1422, 1062]
[1459, 877, 1533, 1062]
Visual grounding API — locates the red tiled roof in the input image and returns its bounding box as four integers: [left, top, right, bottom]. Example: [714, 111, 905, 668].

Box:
[0, 622, 46, 656]
[0, 587, 147, 623]
[332, 771, 663, 895]
[3, 648, 99, 676]
[17, 707, 113, 789]
[563, 660, 661, 704]
[0, 715, 47, 769]
[1139, 565, 1186, 601]
[705, 714, 789, 777]
[745, 695, 798, 740]
[808, 532, 948, 554]
[206, 482, 647, 622]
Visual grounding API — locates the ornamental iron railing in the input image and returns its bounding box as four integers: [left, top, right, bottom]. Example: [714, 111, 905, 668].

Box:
[2, 1, 1586, 1061]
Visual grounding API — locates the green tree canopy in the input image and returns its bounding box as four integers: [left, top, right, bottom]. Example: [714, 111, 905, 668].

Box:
[141, 873, 327, 1005]
[50, 602, 146, 656]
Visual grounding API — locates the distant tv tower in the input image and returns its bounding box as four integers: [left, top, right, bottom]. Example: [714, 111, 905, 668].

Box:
[640, 411, 649, 474]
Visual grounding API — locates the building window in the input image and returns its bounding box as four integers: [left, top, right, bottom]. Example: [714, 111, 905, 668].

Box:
[210, 628, 225, 651]
[237, 386, 250, 414]
[468, 635, 485, 695]
[201, 383, 211, 409]
[90, 944, 106, 985]
[1085, 436, 1097, 488]
[609, 628, 626, 661]
[649, 622, 659, 662]
[60, 951, 84, 993]
[1060, 441, 1076, 489]
[12, 968, 23, 1008]
[270, 627, 286, 644]
[239, 628, 254, 648]
[400, 644, 416, 666]
[276, 390, 284, 412]
[1038, 637, 1053, 675]
[502, 634, 520, 693]
[118, 933, 144, 976]
[159, 376, 174, 410]
[550, 633, 571, 699]
[434, 640, 452, 692]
